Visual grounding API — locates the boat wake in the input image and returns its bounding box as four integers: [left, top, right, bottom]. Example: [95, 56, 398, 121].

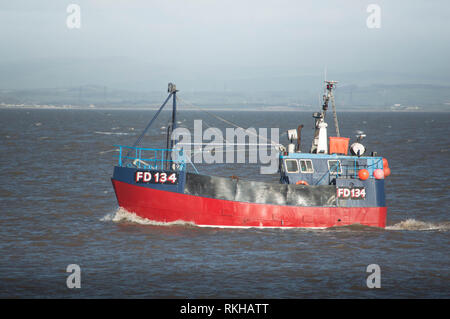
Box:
[101, 210, 448, 232]
[100, 207, 196, 227]
[386, 219, 450, 231]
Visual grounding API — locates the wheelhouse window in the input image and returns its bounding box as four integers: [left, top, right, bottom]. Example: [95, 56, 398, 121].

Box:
[284, 159, 299, 173]
[328, 160, 342, 174]
[299, 159, 314, 173]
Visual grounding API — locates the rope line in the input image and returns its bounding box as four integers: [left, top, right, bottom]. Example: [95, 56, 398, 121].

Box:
[176, 96, 282, 150]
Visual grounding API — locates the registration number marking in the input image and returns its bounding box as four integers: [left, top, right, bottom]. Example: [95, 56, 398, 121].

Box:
[135, 171, 179, 184]
[337, 187, 366, 200]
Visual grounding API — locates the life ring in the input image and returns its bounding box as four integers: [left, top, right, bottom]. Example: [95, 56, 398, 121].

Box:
[296, 180, 309, 185]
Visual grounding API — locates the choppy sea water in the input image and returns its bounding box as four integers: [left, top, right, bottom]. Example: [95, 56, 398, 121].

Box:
[0, 108, 449, 298]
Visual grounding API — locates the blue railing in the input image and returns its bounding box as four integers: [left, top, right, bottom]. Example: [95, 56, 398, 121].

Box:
[314, 157, 383, 185]
[114, 145, 186, 171]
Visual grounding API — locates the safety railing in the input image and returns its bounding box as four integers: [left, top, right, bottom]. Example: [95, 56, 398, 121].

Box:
[314, 157, 383, 185]
[113, 145, 186, 171]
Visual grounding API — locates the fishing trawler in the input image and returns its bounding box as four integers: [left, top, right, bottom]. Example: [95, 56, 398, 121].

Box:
[111, 81, 390, 228]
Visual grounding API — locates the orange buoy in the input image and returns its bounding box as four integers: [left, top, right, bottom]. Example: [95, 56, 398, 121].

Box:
[358, 169, 370, 180]
[296, 180, 309, 185]
[383, 158, 389, 168]
[374, 168, 385, 179]
[383, 166, 391, 177]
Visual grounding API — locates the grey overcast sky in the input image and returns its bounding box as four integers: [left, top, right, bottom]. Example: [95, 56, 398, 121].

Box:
[1, 0, 450, 91]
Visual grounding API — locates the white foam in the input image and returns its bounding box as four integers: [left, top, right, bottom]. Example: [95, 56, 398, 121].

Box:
[94, 131, 131, 136]
[386, 219, 450, 231]
[100, 208, 326, 229]
[99, 148, 119, 154]
[100, 207, 196, 227]
[101, 210, 448, 231]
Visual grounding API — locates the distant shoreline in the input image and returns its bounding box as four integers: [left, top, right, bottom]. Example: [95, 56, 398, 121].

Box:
[0, 105, 448, 112]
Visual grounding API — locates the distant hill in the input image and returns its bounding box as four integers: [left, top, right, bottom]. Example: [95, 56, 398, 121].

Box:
[0, 83, 449, 111]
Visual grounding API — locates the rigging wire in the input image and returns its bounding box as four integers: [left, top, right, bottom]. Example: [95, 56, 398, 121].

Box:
[176, 96, 282, 150]
[124, 92, 173, 160]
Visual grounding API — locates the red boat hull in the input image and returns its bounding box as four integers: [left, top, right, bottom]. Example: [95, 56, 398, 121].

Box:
[111, 179, 387, 228]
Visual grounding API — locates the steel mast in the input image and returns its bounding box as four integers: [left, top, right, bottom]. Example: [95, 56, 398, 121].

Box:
[166, 83, 178, 169]
[323, 80, 340, 137]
